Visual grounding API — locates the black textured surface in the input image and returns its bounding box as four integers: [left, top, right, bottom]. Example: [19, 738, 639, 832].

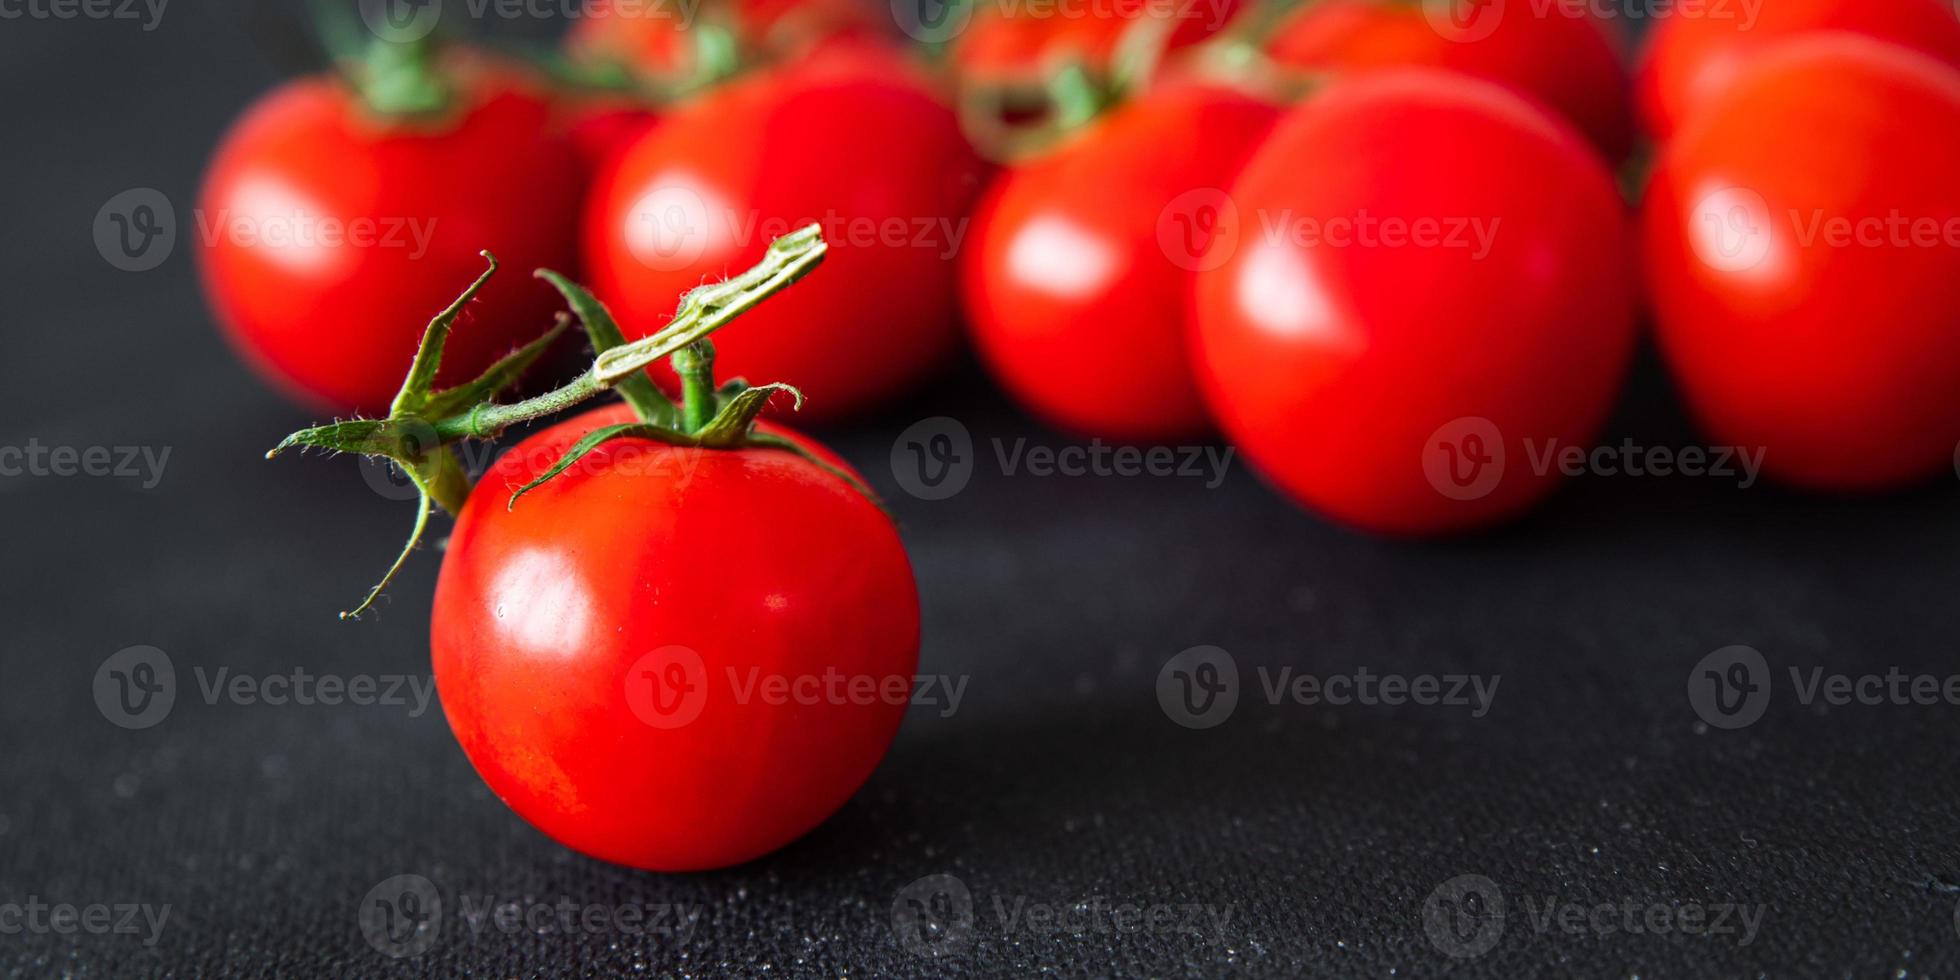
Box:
[6, 5, 1960, 978]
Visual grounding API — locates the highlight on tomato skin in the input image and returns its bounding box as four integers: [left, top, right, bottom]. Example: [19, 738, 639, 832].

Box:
[430, 405, 921, 873]
[1640, 34, 1960, 491]
[1190, 69, 1638, 536]
[1633, 0, 1960, 140]
[195, 54, 584, 416]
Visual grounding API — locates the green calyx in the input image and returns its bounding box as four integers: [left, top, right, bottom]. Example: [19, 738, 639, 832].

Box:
[312, 0, 453, 118]
[268, 224, 868, 620]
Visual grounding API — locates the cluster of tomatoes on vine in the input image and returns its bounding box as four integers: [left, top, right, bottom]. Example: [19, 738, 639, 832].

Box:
[200, 0, 1960, 871]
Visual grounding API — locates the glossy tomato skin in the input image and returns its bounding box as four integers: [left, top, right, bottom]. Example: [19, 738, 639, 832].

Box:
[1192, 71, 1636, 536]
[431, 404, 920, 871]
[962, 84, 1279, 439]
[1642, 36, 1960, 490]
[583, 53, 986, 422]
[1265, 0, 1633, 161]
[1635, 0, 1960, 140]
[197, 62, 582, 414]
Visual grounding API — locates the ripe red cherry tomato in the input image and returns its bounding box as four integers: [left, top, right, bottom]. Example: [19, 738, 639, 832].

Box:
[1191, 71, 1636, 535]
[431, 402, 920, 872]
[1636, 0, 1960, 139]
[197, 60, 582, 414]
[1641, 36, 1960, 490]
[1264, 0, 1633, 161]
[961, 83, 1278, 439]
[583, 53, 987, 421]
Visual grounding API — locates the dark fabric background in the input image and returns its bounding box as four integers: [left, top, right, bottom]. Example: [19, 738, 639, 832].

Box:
[4, 4, 1959, 977]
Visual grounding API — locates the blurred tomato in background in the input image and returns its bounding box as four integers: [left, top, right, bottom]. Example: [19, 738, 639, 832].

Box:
[198, 54, 582, 415]
[1263, 0, 1634, 161]
[1642, 34, 1960, 490]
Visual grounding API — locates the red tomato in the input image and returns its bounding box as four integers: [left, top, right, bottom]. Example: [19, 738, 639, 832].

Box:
[198, 60, 582, 414]
[431, 403, 920, 872]
[1641, 35, 1960, 490]
[582, 53, 987, 421]
[1264, 0, 1633, 161]
[1636, 0, 1960, 140]
[1191, 71, 1636, 535]
[961, 83, 1279, 439]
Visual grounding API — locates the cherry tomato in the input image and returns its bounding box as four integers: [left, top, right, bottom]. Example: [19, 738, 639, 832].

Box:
[1264, 0, 1633, 161]
[197, 59, 581, 414]
[1191, 71, 1636, 535]
[1635, 0, 1960, 140]
[583, 53, 987, 421]
[431, 402, 920, 871]
[1641, 36, 1960, 490]
[961, 83, 1278, 439]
